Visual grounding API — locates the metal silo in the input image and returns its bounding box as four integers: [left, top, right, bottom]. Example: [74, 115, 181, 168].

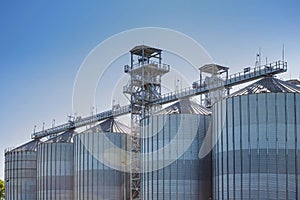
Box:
[74, 118, 129, 200]
[37, 130, 75, 200]
[141, 98, 212, 200]
[4, 140, 39, 200]
[212, 77, 300, 199]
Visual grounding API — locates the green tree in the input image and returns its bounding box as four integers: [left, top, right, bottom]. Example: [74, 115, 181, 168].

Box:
[0, 179, 4, 200]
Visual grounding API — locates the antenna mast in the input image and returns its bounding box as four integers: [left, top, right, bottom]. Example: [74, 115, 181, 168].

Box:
[282, 44, 285, 62]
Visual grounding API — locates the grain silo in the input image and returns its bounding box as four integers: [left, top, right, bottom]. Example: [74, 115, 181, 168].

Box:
[212, 77, 300, 199]
[73, 118, 129, 200]
[37, 130, 76, 199]
[141, 98, 212, 200]
[4, 140, 39, 200]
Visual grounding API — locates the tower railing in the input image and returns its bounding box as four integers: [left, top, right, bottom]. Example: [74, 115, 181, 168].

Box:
[127, 61, 170, 72]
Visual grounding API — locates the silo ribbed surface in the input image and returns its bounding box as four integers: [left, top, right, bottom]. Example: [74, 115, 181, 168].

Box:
[141, 99, 212, 200]
[74, 118, 129, 200]
[4, 140, 39, 200]
[37, 130, 75, 199]
[212, 77, 300, 199]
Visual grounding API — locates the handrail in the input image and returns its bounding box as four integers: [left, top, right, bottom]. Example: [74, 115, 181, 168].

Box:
[32, 60, 286, 139]
[32, 105, 131, 139]
[130, 61, 170, 72]
[153, 60, 287, 104]
[227, 60, 287, 82]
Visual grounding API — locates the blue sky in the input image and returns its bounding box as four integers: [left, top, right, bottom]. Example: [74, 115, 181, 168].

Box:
[0, 0, 300, 179]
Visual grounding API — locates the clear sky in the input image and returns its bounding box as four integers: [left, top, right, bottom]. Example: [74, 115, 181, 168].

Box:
[0, 0, 299, 179]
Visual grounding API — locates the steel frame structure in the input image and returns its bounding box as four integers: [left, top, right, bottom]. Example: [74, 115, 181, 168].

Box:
[29, 46, 287, 200]
[31, 60, 287, 139]
[123, 45, 170, 200]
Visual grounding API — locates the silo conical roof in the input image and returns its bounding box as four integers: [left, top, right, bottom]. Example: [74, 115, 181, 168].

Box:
[83, 118, 130, 134]
[230, 76, 300, 97]
[154, 98, 211, 115]
[44, 129, 76, 143]
[11, 139, 40, 152]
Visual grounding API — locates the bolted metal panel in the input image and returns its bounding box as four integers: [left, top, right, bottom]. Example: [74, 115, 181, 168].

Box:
[4, 140, 38, 200]
[74, 131, 128, 200]
[212, 93, 300, 199]
[141, 114, 212, 200]
[37, 142, 74, 199]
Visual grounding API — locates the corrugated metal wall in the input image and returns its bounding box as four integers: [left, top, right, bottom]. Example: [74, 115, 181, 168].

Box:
[212, 93, 300, 199]
[37, 143, 74, 199]
[141, 114, 212, 200]
[4, 150, 37, 200]
[74, 132, 127, 200]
